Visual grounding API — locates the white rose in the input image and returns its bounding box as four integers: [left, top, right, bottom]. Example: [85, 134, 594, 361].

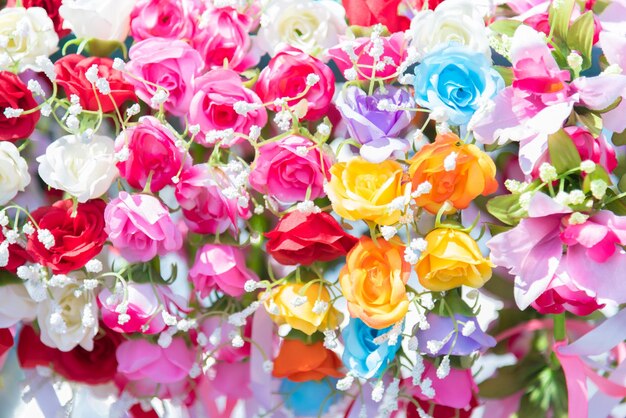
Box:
[257, 0, 347, 58]
[409, 0, 491, 58]
[37, 134, 118, 203]
[59, 0, 136, 42]
[0, 7, 59, 72]
[0, 142, 31, 205]
[38, 284, 98, 352]
[0, 284, 37, 328]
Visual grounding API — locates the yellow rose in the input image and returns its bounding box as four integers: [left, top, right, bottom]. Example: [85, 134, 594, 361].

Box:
[263, 282, 340, 335]
[339, 237, 410, 329]
[416, 228, 493, 291]
[326, 157, 404, 226]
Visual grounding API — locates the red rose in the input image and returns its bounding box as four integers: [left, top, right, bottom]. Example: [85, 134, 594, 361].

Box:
[18, 325, 123, 385]
[0, 328, 13, 358]
[265, 211, 358, 266]
[0, 71, 41, 142]
[27, 199, 107, 274]
[55, 55, 136, 113]
[341, 0, 411, 33]
[255, 47, 335, 121]
[6, 0, 70, 37]
[0, 229, 33, 274]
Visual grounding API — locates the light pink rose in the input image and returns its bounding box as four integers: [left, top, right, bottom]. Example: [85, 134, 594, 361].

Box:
[189, 244, 258, 298]
[116, 337, 195, 398]
[125, 38, 203, 116]
[104, 192, 183, 263]
[99, 283, 181, 334]
[191, 6, 259, 72]
[199, 316, 251, 363]
[411, 362, 477, 409]
[189, 68, 267, 147]
[115, 116, 190, 193]
[328, 32, 407, 81]
[249, 135, 332, 203]
[174, 164, 251, 235]
[129, 0, 196, 41]
[255, 46, 335, 121]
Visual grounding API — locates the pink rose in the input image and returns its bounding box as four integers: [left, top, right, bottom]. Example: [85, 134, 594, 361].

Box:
[99, 283, 180, 334]
[199, 316, 251, 363]
[191, 6, 259, 72]
[129, 0, 196, 42]
[189, 244, 258, 297]
[256, 47, 335, 121]
[174, 164, 251, 235]
[249, 135, 332, 203]
[411, 362, 477, 409]
[104, 192, 183, 263]
[328, 33, 407, 81]
[189, 68, 267, 147]
[125, 38, 203, 116]
[564, 126, 617, 173]
[115, 116, 190, 193]
[116, 338, 195, 398]
[532, 279, 604, 316]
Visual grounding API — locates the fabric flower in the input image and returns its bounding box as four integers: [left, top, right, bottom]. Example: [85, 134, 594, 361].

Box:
[125, 38, 203, 116]
[279, 378, 341, 417]
[189, 68, 267, 146]
[55, 54, 136, 113]
[0, 142, 31, 205]
[272, 339, 343, 382]
[416, 228, 493, 291]
[114, 116, 189, 193]
[189, 244, 258, 298]
[59, 0, 135, 42]
[0, 284, 37, 328]
[7, 0, 70, 38]
[249, 135, 332, 204]
[408, 362, 478, 409]
[335, 85, 414, 163]
[409, 133, 498, 214]
[0, 230, 32, 273]
[199, 316, 252, 363]
[0, 71, 41, 142]
[256, 47, 335, 121]
[129, 0, 196, 42]
[327, 157, 404, 226]
[37, 134, 117, 203]
[531, 281, 604, 316]
[263, 282, 340, 336]
[415, 313, 496, 356]
[265, 210, 358, 266]
[339, 237, 410, 329]
[341, 0, 410, 33]
[413, 44, 503, 125]
[27, 199, 107, 274]
[104, 192, 183, 263]
[342, 318, 401, 379]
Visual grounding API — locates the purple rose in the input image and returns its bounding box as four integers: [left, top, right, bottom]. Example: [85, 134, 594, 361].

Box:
[415, 313, 496, 356]
[336, 85, 414, 163]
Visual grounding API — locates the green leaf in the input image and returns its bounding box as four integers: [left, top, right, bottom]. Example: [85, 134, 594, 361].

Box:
[575, 111, 603, 136]
[594, 96, 622, 114]
[618, 174, 626, 193]
[489, 19, 522, 37]
[519, 393, 548, 418]
[566, 11, 595, 69]
[548, 129, 581, 173]
[494, 65, 514, 86]
[479, 355, 546, 398]
[606, 189, 626, 216]
[583, 165, 612, 193]
[486, 194, 528, 226]
[548, 0, 575, 42]
[612, 130, 626, 146]
[485, 222, 512, 236]
[0, 270, 22, 286]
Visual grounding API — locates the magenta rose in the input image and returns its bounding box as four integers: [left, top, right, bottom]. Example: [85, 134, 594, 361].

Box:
[189, 244, 258, 298]
[174, 164, 251, 235]
[564, 126, 618, 174]
[189, 68, 267, 147]
[256, 47, 335, 121]
[249, 135, 332, 203]
[115, 116, 190, 193]
[199, 316, 251, 363]
[125, 38, 203, 116]
[191, 6, 259, 72]
[104, 192, 183, 263]
[129, 0, 196, 42]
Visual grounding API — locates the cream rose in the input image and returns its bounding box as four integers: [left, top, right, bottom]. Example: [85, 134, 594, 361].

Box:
[59, 0, 136, 42]
[0, 142, 31, 205]
[409, 0, 491, 58]
[0, 284, 37, 328]
[37, 284, 98, 352]
[0, 7, 59, 72]
[37, 134, 118, 203]
[257, 0, 347, 58]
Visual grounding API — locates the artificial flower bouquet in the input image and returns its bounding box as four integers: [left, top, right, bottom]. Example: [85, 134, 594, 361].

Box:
[0, 0, 625, 417]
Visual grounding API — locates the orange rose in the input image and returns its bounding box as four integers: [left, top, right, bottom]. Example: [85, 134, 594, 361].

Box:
[339, 237, 410, 329]
[272, 339, 344, 382]
[409, 133, 497, 214]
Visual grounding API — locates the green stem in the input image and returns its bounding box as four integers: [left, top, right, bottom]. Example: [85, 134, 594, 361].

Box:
[553, 313, 566, 342]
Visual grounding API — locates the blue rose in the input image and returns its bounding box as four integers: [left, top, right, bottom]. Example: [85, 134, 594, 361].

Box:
[413, 44, 504, 125]
[341, 318, 401, 379]
[279, 378, 341, 417]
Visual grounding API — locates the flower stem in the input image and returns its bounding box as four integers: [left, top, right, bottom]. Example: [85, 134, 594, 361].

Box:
[553, 313, 566, 342]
